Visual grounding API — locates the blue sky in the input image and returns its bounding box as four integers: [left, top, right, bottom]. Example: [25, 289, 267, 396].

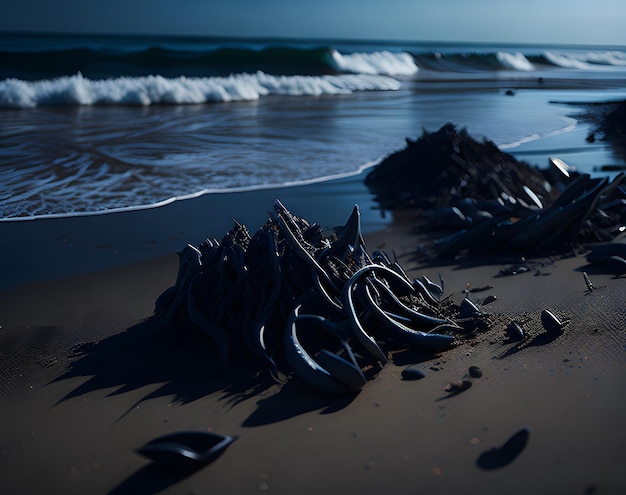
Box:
[2, 0, 626, 45]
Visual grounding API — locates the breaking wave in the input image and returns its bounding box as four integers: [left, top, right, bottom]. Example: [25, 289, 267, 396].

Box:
[327, 49, 418, 76]
[541, 50, 626, 69]
[0, 71, 401, 108]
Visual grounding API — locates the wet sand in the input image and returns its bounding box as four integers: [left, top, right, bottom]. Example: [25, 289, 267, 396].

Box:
[1, 190, 625, 495]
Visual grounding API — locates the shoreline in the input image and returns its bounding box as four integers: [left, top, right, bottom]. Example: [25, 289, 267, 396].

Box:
[0, 168, 391, 291]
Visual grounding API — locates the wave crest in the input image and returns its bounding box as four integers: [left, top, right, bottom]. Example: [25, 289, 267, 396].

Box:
[496, 52, 534, 71]
[543, 50, 626, 69]
[328, 49, 418, 76]
[0, 71, 402, 108]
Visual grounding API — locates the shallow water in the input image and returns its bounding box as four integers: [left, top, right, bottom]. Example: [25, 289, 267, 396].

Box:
[1, 34, 625, 220]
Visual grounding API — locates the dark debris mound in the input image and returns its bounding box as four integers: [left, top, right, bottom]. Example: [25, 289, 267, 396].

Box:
[365, 123, 626, 259]
[152, 200, 493, 394]
[365, 123, 562, 211]
[578, 99, 626, 143]
[577, 99, 626, 167]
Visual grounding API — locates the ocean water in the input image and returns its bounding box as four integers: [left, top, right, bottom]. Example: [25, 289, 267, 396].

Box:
[1, 32, 626, 220]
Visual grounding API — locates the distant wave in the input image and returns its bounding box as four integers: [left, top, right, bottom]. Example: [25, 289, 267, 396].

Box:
[412, 49, 626, 72]
[540, 50, 626, 69]
[0, 44, 418, 80]
[496, 52, 535, 71]
[3, 36, 626, 83]
[327, 49, 418, 76]
[0, 72, 401, 108]
[411, 51, 536, 72]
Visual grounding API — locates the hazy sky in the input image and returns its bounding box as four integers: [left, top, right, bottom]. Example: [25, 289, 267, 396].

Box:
[2, 0, 626, 45]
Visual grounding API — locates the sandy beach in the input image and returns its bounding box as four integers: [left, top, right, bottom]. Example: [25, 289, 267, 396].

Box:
[1, 181, 625, 495]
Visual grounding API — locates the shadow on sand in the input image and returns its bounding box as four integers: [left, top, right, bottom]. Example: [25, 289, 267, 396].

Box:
[52, 315, 364, 422]
[51, 317, 272, 413]
[51, 316, 362, 494]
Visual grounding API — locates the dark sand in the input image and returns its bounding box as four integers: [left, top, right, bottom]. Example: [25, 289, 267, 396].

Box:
[1, 182, 625, 494]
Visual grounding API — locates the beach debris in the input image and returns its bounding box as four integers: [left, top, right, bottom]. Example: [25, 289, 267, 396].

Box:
[506, 321, 526, 341]
[468, 365, 483, 378]
[497, 263, 531, 277]
[364, 124, 626, 258]
[585, 234, 626, 274]
[462, 284, 493, 294]
[401, 365, 426, 381]
[419, 274, 444, 300]
[573, 99, 626, 146]
[541, 309, 564, 336]
[137, 431, 237, 470]
[460, 297, 482, 318]
[365, 123, 559, 212]
[480, 294, 497, 306]
[476, 427, 530, 470]
[550, 157, 571, 178]
[284, 306, 367, 395]
[153, 200, 488, 394]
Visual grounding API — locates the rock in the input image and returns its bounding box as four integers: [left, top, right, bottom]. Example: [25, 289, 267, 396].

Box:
[468, 365, 483, 378]
[401, 366, 426, 380]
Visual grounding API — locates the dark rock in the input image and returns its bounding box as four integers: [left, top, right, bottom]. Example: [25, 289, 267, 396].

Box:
[468, 365, 483, 378]
[401, 366, 426, 380]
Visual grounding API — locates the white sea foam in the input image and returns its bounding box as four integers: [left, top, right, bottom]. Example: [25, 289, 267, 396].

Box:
[581, 50, 626, 66]
[0, 71, 401, 109]
[496, 52, 534, 71]
[0, 158, 383, 222]
[546, 50, 626, 68]
[498, 118, 577, 149]
[544, 51, 595, 69]
[328, 49, 418, 76]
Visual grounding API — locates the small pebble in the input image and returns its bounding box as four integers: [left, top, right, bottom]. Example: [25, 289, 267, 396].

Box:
[402, 366, 426, 380]
[468, 366, 483, 378]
